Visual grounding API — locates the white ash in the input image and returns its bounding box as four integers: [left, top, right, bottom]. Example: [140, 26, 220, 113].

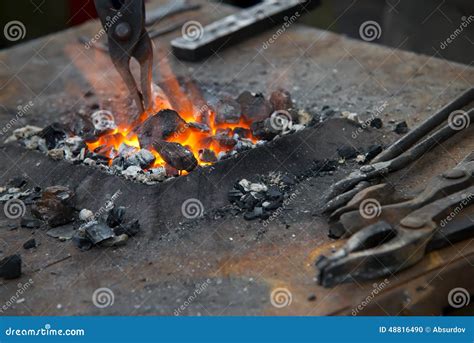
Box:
[79, 209, 94, 221]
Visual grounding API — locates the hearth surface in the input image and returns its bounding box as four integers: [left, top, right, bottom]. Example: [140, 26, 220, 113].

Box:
[1, 0, 473, 316]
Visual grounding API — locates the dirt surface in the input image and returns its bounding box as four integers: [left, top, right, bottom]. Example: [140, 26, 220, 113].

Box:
[0, 0, 473, 315]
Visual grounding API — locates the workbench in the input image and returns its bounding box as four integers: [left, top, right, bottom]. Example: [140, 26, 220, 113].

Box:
[0, 0, 473, 315]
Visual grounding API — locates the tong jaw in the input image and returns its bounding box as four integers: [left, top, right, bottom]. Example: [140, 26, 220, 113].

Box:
[94, 0, 153, 115]
[317, 153, 474, 287]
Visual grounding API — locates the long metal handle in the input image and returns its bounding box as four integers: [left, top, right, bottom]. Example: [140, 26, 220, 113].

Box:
[372, 88, 474, 163]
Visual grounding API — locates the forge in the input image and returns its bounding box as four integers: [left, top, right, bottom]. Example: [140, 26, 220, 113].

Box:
[1, 0, 473, 318]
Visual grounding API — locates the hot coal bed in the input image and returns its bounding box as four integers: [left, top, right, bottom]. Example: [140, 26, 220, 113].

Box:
[0, 80, 388, 280]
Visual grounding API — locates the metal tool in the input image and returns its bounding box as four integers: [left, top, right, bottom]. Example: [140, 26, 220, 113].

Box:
[317, 153, 474, 287]
[94, 0, 153, 115]
[171, 0, 320, 61]
[323, 88, 474, 212]
[317, 89, 474, 287]
[145, 0, 200, 27]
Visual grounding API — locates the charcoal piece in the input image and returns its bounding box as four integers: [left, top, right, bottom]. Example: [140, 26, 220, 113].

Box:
[106, 206, 126, 228]
[23, 187, 42, 205]
[320, 106, 336, 121]
[262, 200, 282, 211]
[136, 109, 187, 149]
[281, 174, 296, 185]
[269, 88, 293, 111]
[250, 119, 279, 141]
[337, 145, 358, 159]
[64, 136, 86, 154]
[9, 177, 27, 188]
[85, 222, 114, 244]
[23, 238, 37, 249]
[47, 224, 76, 241]
[112, 156, 126, 169]
[125, 149, 156, 169]
[394, 121, 409, 134]
[118, 143, 137, 157]
[153, 140, 198, 172]
[365, 144, 383, 162]
[70, 114, 96, 140]
[0, 254, 21, 279]
[20, 218, 42, 229]
[237, 91, 273, 122]
[307, 294, 317, 302]
[213, 134, 236, 148]
[244, 207, 263, 220]
[214, 96, 241, 124]
[188, 122, 210, 132]
[228, 188, 244, 203]
[199, 149, 217, 163]
[31, 186, 75, 228]
[38, 123, 68, 149]
[241, 193, 259, 210]
[233, 127, 251, 138]
[113, 219, 140, 237]
[267, 186, 283, 201]
[101, 234, 128, 247]
[369, 118, 383, 129]
[72, 232, 93, 251]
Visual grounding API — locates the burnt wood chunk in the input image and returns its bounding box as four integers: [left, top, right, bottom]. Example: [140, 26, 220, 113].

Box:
[214, 96, 241, 124]
[136, 109, 187, 149]
[153, 140, 198, 172]
[31, 186, 75, 227]
[270, 88, 293, 111]
[237, 91, 273, 122]
[38, 123, 67, 149]
[199, 148, 217, 163]
[0, 254, 22, 279]
[250, 118, 279, 141]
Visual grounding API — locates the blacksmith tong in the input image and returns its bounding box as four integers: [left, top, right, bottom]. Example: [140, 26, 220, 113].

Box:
[94, 0, 153, 115]
[317, 88, 474, 287]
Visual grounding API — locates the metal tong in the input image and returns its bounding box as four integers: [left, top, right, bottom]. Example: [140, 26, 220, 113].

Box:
[94, 0, 153, 115]
[317, 89, 474, 287]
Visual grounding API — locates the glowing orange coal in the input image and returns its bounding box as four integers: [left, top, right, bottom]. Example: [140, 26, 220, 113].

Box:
[85, 89, 256, 170]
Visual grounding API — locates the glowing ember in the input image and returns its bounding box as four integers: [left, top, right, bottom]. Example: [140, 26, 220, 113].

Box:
[86, 92, 257, 170]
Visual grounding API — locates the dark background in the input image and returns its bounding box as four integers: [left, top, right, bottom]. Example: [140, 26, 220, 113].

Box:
[0, 0, 473, 65]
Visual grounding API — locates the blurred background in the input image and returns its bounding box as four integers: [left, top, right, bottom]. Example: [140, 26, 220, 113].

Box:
[0, 0, 472, 64]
